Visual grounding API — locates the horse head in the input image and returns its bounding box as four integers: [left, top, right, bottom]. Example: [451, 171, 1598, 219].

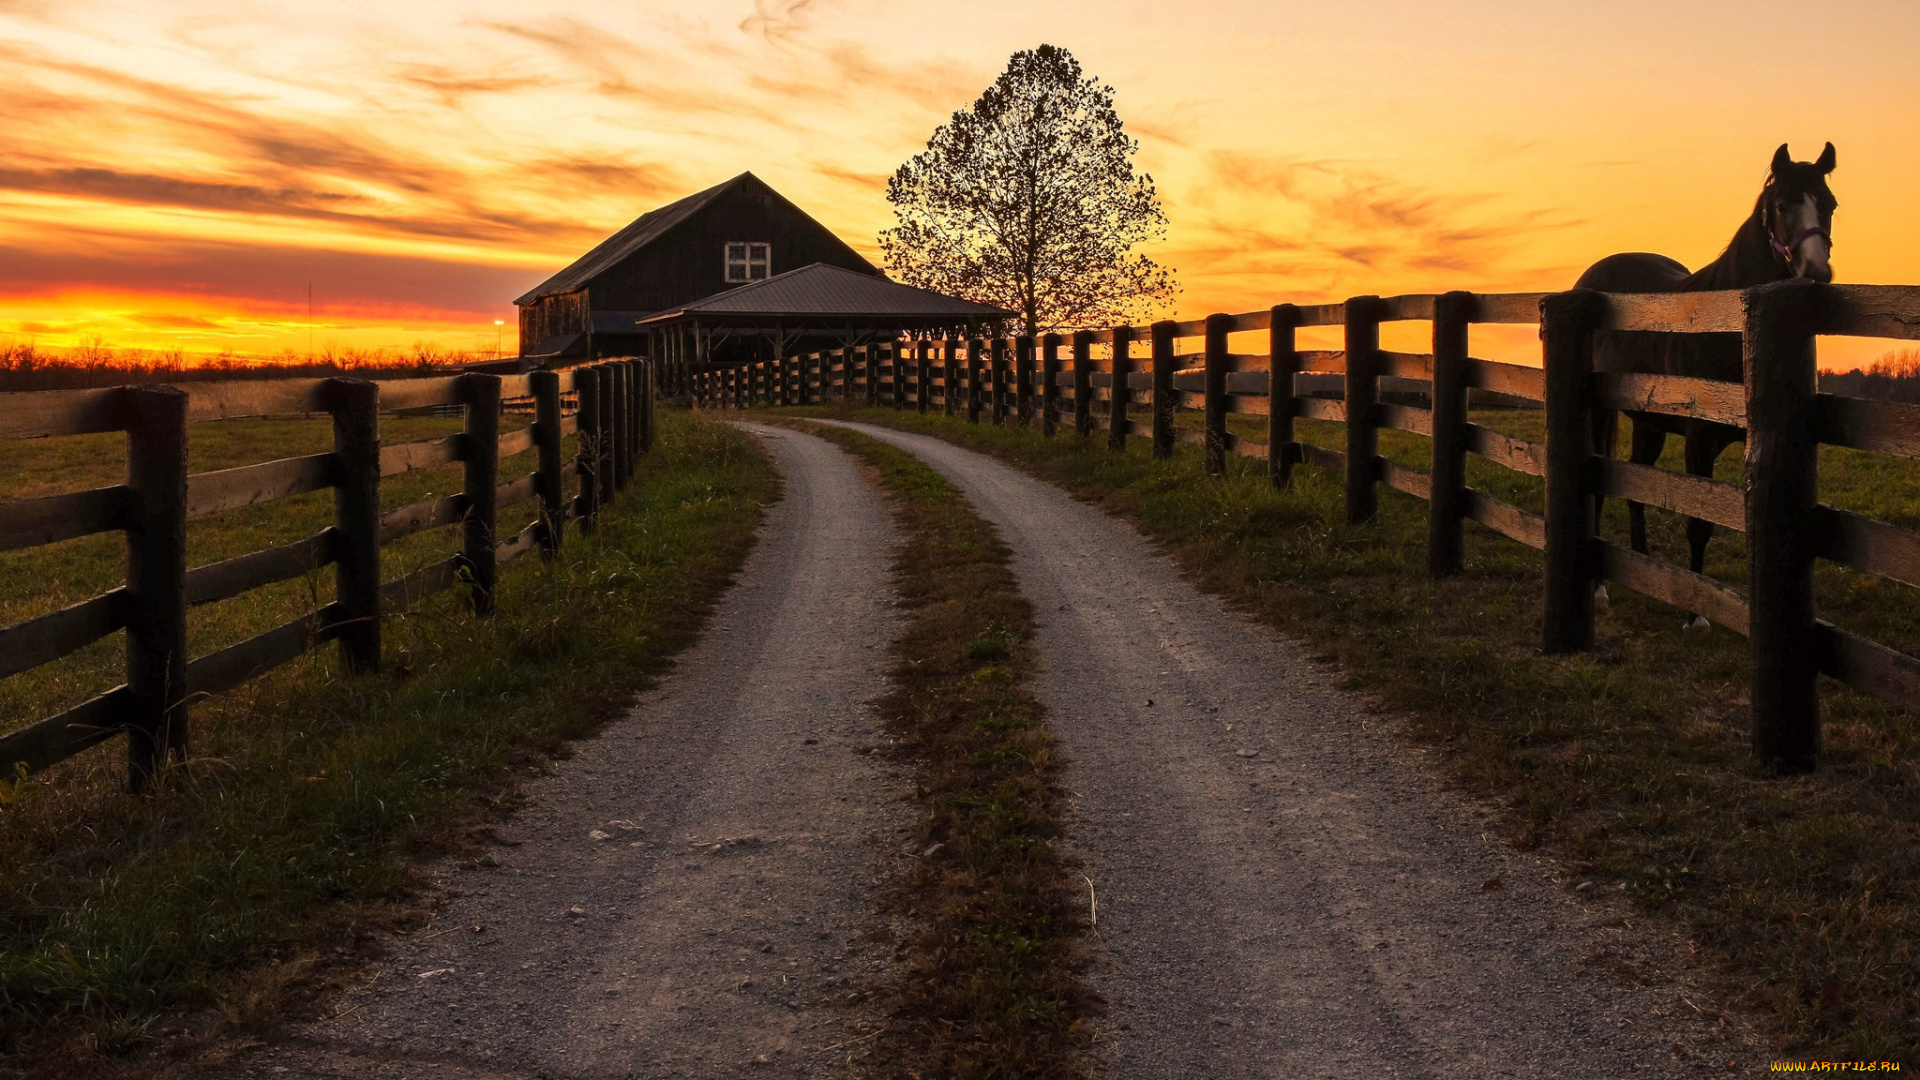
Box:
[1763, 142, 1838, 282]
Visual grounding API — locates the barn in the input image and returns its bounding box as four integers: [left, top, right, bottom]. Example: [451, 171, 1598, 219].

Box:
[514, 171, 880, 362]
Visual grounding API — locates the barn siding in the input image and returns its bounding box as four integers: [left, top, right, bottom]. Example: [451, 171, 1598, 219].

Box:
[519, 289, 590, 352]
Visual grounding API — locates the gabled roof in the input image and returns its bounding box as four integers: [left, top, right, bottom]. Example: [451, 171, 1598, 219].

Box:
[512, 172, 876, 305]
[637, 263, 1014, 323]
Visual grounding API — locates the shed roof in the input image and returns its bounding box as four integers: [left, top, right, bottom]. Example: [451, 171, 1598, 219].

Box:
[637, 263, 1013, 324]
[512, 172, 876, 306]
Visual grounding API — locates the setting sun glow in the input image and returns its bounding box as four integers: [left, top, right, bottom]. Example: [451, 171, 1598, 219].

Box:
[4, 0, 1917, 368]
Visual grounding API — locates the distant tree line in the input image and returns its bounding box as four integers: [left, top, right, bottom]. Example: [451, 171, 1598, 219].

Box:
[1820, 349, 1920, 405]
[0, 341, 470, 393]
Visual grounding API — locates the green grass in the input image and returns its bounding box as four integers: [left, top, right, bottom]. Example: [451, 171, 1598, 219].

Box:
[788, 421, 1095, 1079]
[0, 411, 776, 1071]
[762, 401, 1920, 1062]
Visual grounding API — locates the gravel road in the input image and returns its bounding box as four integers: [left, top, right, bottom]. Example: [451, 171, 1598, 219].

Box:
[236, 424, 910, 1080]
[823, 421, 1762, 1079]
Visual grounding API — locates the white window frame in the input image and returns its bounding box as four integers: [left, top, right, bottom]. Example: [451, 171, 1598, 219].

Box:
[725, 242, 771, 283]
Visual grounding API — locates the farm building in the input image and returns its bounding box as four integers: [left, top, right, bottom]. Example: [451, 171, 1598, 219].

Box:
[510, 171, 1010, 391]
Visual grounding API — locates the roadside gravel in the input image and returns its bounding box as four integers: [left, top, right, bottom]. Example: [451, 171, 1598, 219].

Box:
[234, 424, 909, 1080]
[826, 421, 1767, 1079]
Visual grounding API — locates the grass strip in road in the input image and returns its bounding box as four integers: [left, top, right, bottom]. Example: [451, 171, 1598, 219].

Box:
[795, 422, 1097, 1079]
[760, 404, 1920, 1063]
[0, 411, 776, 1077]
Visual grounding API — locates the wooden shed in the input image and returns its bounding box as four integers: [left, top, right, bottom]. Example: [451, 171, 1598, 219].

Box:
[514, 172, 879, 361]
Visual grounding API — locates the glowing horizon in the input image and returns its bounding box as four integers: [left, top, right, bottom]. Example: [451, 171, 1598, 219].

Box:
[4, 0, 1917, 369]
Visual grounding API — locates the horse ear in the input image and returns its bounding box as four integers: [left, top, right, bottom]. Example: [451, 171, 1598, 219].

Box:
[1772, 144, 1793, 174]
[1816, 142, 1836, 174]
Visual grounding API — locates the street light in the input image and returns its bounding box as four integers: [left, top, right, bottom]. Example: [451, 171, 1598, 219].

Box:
[494, 319, 505, 359]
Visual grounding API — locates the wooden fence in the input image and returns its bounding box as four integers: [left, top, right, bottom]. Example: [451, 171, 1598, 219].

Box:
[0, 358, 653, 790]
[696, 280, 1920, 772]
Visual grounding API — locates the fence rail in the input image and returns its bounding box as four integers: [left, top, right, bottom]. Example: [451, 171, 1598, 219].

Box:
[0, 358, 655, 790]
[696, 281, 1920, 772]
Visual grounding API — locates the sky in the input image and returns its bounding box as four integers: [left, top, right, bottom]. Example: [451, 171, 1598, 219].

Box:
[2, 0, 1916, 368]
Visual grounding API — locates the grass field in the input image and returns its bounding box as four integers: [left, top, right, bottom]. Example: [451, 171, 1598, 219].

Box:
[0, 411, 777, 1071]
[754, 401, 1920, 1061]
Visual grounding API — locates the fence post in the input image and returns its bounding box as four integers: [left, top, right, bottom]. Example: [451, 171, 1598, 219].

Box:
[326, 378, 381, 675]
[576, 366, 600, 534]
[1071, 331, 1093, 437]
[532, 369, 564, 558]
[1541, 289, 1606, 654]
[1745, 279, 1824, 772]
[889, 342, 904, 409]
[1151, 321, 1175, 459]
[123, 385, 189, 791]
[1041, 333, 1061, 436]
[1345, 296, 1385, 523]
[1110, 327, 1133, 451]
[611, 362, 630, 492]
[462, 373, 501, 615]
[1204, 314, 1231, 474]
[987, 339, 1007, 425]
[1428, 291, 1473, 575]
[1269, 304, 1301, 489]
[1016, 335, 1035, 426]
[943, 339, 960, 416]
[916, 341, 931, 413]
[967, 340, 984, 423]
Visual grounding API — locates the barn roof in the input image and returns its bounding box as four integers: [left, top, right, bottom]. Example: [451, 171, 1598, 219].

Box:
[513, 172, 875, 306]
[636, 263, 1013, 324]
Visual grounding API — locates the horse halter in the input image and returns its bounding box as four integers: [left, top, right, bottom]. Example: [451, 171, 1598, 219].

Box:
[1763, 181, 1831, 272]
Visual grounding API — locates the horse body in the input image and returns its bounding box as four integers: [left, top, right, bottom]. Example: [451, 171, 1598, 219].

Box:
[1576, 143, 1837, 577]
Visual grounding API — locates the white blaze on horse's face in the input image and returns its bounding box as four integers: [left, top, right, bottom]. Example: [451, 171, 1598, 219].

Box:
[1777, 191, 1833, 282]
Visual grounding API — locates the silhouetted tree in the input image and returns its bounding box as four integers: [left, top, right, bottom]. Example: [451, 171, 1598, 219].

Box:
[880, 45, 1177, 337]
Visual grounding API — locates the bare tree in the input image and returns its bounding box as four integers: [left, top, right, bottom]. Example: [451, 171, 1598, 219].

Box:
[880, 45, 1177, 337]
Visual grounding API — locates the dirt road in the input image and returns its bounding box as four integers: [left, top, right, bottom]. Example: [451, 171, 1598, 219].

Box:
[825, 421, 1760, 1079]
[238, 424, 909, 1079]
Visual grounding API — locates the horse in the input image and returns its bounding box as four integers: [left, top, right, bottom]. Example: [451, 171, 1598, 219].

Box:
[1573, 143, 1837, 622]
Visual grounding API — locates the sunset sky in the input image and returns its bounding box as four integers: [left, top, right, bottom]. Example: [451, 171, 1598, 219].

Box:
[2, 0, 1916, 368]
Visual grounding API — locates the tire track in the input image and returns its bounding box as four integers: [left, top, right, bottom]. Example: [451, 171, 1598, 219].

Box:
[824, 420, 1761, 1079]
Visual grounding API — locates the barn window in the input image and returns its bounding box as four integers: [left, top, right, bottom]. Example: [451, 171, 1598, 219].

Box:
[725, 242, 771, 283]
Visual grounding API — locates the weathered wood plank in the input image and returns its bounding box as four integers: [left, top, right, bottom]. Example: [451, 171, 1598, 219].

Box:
[1463, 358, 1546, 401]
[496, 424, 536, 459]
[1232, 436, 1270, 460]
[377, 378, 464, 411]
[378, 494, 465, 544]
[186, 610, 327, 698]
[0, 686, 128, 775]
[1816, 621, 1920, 712]
[1601, 290, 1744, 333]
[0, 589, 125, 679]
[495, 520, 543, 565]
[1376, 404, 1432, 436]
[379, 434, 463, 476]
[1381, 294, 1437, 322]
[0, 388, 123, 439]
[1463, 424, 1546, 476]
[1172, 371, 1205, 393]
[1296, 398, 1347, 423]
[1815, 394, 1920, 458]
[1226, 394, 1272, 416]
[185, 530, 333, 605]
[1463, 490, 1547, 550]
[183, 379, 329, 421]
[1296, 373, 1347, 399]
[1296, 349, 1347, 373]
[494, 471, 538, 510]
[1815, 505, 1920, 589]
[1299, 442, 1347, 473]
[1601, 459, 1746, 531]
[0, 486, 128, 551]
[1821, 284, 1920, 341]
[1297, 303, 1346, 327]
[497, 374, 534, 399]
[1173, 426, 1207, 446]
[379, 556, 464, 609]
[186, 453, 335, 518]
[1225, 371, 1269, 396]
[1591, 372, 1746, 426]
[1471, 293, 1550, 324]
[1377, 459, 1432, 499]
[1596, 539, 1750, 634]
[1226, 311, 1272, 334]
[1380, 351, 1433, 379]
[558, 414, 579, 438]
